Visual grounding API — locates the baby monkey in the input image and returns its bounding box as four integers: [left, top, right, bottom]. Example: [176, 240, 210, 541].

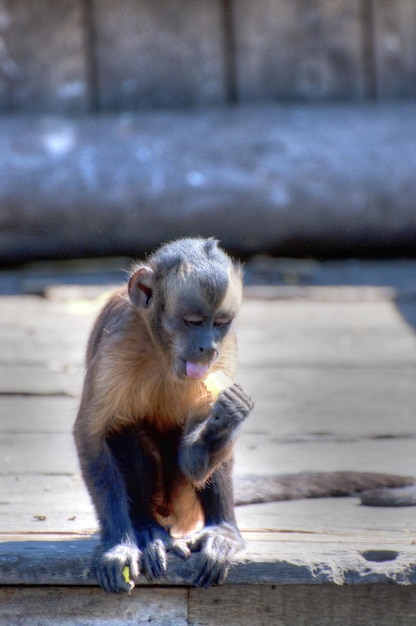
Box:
[74, 237, 253, 592]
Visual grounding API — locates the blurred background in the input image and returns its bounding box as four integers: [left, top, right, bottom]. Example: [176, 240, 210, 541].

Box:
[0, 0, 415, 269]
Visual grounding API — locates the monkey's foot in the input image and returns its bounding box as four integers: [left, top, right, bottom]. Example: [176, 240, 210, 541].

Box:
[185, 523, 244, 588]
[94, 541, 140, 593]
[136, 525, 185, 580]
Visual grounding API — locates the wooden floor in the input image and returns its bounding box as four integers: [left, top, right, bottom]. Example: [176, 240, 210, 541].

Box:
[1, 260, 416, 625]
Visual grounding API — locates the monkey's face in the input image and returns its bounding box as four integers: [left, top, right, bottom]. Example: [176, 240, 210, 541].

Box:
[158, 271, 242, 380]
[127, 242, 243, 381]
[161, 304, 234, 380]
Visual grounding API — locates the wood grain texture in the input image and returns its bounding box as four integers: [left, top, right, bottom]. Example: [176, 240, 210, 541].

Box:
[189, 584, 416, 626]
[0, 587, 188, 626]
[92, 0, 226, 109]
[0, 0, 88, 112]
[1, 278, 416, 595]
[373, 0, 416, 98]
[232, 0, 365, 100]
[2, 527, 416, 586]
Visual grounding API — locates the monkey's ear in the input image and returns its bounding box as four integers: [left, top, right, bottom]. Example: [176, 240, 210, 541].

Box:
[128, 266, 154, 308]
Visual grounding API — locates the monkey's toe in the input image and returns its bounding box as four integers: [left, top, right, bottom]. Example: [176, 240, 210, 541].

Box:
[136, 526, 171, 580]
[94, 542, 139, 593]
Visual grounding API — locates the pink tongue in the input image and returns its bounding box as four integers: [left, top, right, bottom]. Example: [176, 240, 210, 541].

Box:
[186, 361, 209, 379]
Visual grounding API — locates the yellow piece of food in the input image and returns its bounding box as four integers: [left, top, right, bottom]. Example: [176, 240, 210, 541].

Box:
[204, 370, 233, 399]
[122, 566, 131, 584]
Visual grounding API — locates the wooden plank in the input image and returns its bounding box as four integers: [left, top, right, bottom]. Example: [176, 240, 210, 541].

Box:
[3, 471, 416, 536]
[232, 0, 365, 100]
[1, 105, 416, 262]
[373, 0, 416, 98]
[0, 331, 84, 365]
[0, 587, 188, 626]
[93, 0, 226, 109]
[0, 365, 81, 397]
[0, 433, 79, 476]
[235, 497, 416, 536]
[0, 397, 78, 433]
[234, 436, 416, 477]
[188, 584, 416, 626]
[2, 583, 416, 625]
[238, 368, 416, 439]
[237, 300, 416, 368]
[3, 422, 415, 478]
[1, 526, 416, 587]
[0, 0, 88, 112]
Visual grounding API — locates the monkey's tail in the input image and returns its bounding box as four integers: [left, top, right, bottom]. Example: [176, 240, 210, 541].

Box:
[234, 471, 416, 507]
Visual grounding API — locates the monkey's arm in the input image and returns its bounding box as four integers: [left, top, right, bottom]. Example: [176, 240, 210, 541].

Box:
[73, 409, 140, 593]
[177, 383, 252, 588]
[178, 383, 253, 486]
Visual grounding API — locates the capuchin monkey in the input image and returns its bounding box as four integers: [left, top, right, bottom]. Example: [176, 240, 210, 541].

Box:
[74, 237, 415, 594]
[74, 237, 253, 593]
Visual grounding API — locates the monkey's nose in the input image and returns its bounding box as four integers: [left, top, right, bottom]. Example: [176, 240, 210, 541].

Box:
[198, 346, 218, 360]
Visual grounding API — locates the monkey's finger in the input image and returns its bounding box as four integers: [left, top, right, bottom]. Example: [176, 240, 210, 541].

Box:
[97, 564, 132, 593]
[214, 562, 229, 586]
[170, 539, 191, 560]
[193, 558, 218, 589]
[184, 531, 205, 552]
[199, 559, 229, 589]
[225, 383, 254, 410]
[141, 541, 167, 579]
[127, 556, 140, 581]
[96, 567, 110, 592]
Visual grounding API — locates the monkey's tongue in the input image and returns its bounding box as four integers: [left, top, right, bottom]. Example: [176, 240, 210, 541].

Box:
[185, 361, 210, 379]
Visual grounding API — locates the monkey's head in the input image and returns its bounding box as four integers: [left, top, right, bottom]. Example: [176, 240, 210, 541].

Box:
[128, 238, 242, 380]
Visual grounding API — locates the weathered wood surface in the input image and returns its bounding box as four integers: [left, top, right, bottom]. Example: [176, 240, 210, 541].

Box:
[373, 0, 416, 98]
[1, 104, 416, 264]
[3, 584, 416, 626]
[93, 0, 226, 109]
[0, 0, 415, 113]
[0, 0, 88, 113]
[1, 261, 416, 624]
[0, 587, 188, 626]
[187, 584, 416, 626]
[0, 264, 416, 600]
[232, 0, 366, 101]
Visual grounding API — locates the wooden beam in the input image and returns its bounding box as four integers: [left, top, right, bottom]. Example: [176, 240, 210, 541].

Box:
[0, 104, 416, 263]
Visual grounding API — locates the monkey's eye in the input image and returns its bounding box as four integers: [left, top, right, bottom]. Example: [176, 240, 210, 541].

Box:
[184, 315, 204, 327]
[213, 318, 232, 328]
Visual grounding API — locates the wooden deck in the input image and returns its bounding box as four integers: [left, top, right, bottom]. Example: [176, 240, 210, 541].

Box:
[1, 260, 416, 625]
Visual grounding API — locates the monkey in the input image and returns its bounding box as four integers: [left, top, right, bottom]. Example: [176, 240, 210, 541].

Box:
[74, 237, 254, 593]
[74, 237, 416, 593]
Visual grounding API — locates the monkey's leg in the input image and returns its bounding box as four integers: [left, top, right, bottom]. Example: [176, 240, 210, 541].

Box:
[74, 434, 140, 593]
[186, 458, 244, 588]
[178, 383, 253, 485]
[108, 424, 185, 582]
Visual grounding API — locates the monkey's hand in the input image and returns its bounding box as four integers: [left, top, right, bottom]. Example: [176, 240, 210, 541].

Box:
[179, 384, 253, 485]
[185, 523, 244, 588]
[94, 541, 140, 593]
[211, 383, 254, 427]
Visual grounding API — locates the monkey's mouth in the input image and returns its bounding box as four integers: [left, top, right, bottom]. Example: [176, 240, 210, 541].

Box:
[183, 360, 211, 379]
